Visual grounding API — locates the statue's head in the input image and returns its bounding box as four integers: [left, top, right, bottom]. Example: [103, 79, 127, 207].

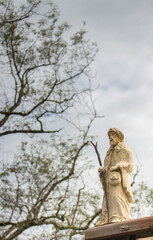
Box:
[108, 128, 124, 147]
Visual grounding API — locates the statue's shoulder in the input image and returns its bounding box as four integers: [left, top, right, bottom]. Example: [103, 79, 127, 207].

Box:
[115, 143, 131, 153]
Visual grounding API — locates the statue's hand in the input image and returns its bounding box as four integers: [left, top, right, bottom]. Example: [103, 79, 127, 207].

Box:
[110, 165, 119, 172]
[98, 167, 106, 174]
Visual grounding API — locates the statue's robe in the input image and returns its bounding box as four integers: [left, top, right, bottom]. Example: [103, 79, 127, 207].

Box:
[97, 142, 134, 225]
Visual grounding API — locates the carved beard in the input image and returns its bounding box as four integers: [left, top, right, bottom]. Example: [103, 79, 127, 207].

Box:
[109, 137, 119, 147]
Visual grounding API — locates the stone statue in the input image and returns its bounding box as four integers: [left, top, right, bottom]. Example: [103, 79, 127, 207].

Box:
[96, 128, 134, 226]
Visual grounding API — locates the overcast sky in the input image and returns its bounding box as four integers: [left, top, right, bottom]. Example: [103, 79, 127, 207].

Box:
[55, 0, 153, 187]
[1, 0, 153, 189]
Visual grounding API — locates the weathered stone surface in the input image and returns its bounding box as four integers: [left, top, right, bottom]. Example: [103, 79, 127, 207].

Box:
[97, 128, 134, 225]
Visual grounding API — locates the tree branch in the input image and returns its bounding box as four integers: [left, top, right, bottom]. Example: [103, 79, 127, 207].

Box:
[0, 129, 62, 137]
[0, 0, 41, 27]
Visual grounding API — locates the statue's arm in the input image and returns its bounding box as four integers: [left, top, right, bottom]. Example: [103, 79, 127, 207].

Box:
[110, 148, 134, 173]
[110, 148, 134, 203]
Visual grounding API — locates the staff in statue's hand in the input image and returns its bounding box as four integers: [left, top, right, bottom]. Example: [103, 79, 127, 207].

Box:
[90, 141, 110, 223]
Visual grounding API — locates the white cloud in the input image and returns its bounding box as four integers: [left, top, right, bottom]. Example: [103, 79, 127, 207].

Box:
[55, 0, 153, 188]
[1, 0, 153, 189]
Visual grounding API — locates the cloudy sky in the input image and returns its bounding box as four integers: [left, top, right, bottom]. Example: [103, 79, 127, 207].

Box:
[1, 0, 153, 189]
[55, 0, 153, 187]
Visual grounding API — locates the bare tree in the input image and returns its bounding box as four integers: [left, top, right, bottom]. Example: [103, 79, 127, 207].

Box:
[0, 120, 102, 240]
[0, 0, 41, 27]
[131, 181, 153, 219]
[0, 0, 98, 137]
[0, 1, 102, 239]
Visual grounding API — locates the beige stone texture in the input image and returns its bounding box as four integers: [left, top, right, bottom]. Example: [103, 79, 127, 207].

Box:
[96, 128, 134, 226]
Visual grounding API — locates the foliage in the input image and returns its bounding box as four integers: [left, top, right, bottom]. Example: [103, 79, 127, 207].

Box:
[0, 0, 98, 137]
[0, 0, 101, 239]
[0, 135, 101, 240]
[131, 181, 153, 218]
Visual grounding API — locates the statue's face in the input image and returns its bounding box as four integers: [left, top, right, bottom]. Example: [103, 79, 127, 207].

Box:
[109, 132, 120, 147]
